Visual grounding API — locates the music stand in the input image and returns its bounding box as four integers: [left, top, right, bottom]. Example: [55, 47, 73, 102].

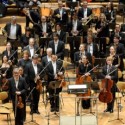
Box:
[66, 1, 78, 10]
[94, 58, 106, 68]
[48, 80, 61, 116]
[39, 37, 51, 52]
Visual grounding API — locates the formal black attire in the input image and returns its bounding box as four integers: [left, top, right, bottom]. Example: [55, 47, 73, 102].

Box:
[53, 8, 68, 25]
[46, 61, 64, 111]
[8, 77, 27, 125]
[2, 49, 18, 65]
[55, 30, 66, 43]
[78, 62, 92, 109]
[48, 40, 64, 60]
[42, 55, 51, 67]
[24, 62, 43, 113]
[74, 51, 92, 66]
[77, 7, 92, 20]
[15, 0, 28, 9]
[101, 65, 118, 112]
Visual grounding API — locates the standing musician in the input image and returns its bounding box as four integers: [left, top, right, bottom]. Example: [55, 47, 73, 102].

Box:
[46, 54, 64, 112]
[48, 33, 64, 60]
[8, 67, 27, 124]
[42, 48, 52, 67]
[77, 0, 92, 21]
[28, 0, 41, 8]
[2, 42, 18, 65]
[74, 44, 92, 67]
[18, 50, 31, 71]
[24, 54, 43, 114]
[101, 56, 118, 113]
[23, 38, 39, 58]
[53, 1, 68, 25]
[76, 55, 93, 109]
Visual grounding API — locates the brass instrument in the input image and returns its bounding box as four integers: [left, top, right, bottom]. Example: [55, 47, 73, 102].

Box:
[82, 14, 94, 26]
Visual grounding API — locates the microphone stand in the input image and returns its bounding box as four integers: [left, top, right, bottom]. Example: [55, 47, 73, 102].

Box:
[25, 87, 39, 125]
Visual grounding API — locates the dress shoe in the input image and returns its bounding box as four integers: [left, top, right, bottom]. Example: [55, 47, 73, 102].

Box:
[55, 108, 59, 112]
[104, 109, 110, 112]
[36, 110, 40, 114]
[51, 108, 55, 112]
[110, 109, 113, 113]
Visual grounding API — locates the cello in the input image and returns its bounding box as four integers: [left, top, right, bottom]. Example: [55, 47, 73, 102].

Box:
[99, 68, 117, 103]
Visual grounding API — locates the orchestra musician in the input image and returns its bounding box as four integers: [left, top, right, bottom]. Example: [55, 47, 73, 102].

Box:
[2, 42, 18, 65]
[101, 56, 118, 113]
[23, 38, 39, 58]
[46, 54, 64, 112]
[8, 67, 27, 124]
[20, 27, 34, 49]
[24, 54, 43, 114]
[48, 33, 64, 60]
[77, 0, 92, 21]
[53, 1, 68, 25]
[42, 48, 52, 67]
[28, 0, 41, 8]
[74, 44, 92, 67]
[77, 55, 92, 109]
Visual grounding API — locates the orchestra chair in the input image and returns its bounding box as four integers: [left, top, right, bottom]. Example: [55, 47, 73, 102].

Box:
[0, 92, 12, 125]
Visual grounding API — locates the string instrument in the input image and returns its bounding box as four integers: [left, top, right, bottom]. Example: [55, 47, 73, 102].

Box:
[99, 68, 117, 103]
[1, 78, 8, 91]
[17, 96, 24, 109]
[76, 65, 98, 100]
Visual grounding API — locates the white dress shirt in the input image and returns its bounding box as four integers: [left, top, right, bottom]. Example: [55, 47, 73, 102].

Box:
[54, 41, 58, 54]
[29, 46, 35, 58]
[72, 20, 77, 31]
[42, 23, 47, 33]
[15, 79, 19, 89]
[32, 62, 38, 75]
[9, 24, 17, 39]
[47, 55, 51, 62]
[59, 8, 63, 20]
[88, 44, 93, 55]
[52, 61, 57, 75]
[84, 8, 87, 18]
[57, 30, 61, 35]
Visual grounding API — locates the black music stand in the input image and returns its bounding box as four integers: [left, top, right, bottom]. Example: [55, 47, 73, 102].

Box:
[48, 80, 61, 116]
[39, 37, 51, 52]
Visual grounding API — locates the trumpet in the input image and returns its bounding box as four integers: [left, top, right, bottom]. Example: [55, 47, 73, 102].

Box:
[82, 14, 94, 26]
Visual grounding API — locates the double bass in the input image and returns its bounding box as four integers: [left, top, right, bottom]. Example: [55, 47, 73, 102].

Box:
[99, 68, 117, 103]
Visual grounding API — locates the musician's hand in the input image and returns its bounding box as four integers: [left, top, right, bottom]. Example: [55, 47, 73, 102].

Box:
[2, 74, 6, 77]
[115, 64, 119, 68]
[33, 0, 37, 2]
[16, 91, 21, 95]
[79, 60, 82, 63]
[58, 72, 63, 76]
[56, 14, 61, 18]
[36, 75, 40, 80]
[105, 75, 111, 79]
[85, 73, 90, 76]
[97, 29, 101, 33]
[54, 74, 58, 79]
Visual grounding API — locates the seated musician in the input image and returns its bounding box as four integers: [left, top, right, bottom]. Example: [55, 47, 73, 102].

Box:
[23, 38, 39, 58]
[2, 42, 18, 65]
[101, 56, 118, 113]
[20, 27, 34, 49]
[53, 1, 68, 25]
[77, 55, 92, 109]
[77, 0, 92, 21]
[46, 54, 64, 112]
[67, 12, 83, 36]
[55, 23, 66, 43]
[8, 67, 27, 124]
[74, 44, 92, 67]
[86, 35, 99, 58]
[48, 33, 64, 60]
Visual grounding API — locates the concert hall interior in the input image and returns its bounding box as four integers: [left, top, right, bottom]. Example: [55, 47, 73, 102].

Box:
[0, 0, 125, 125]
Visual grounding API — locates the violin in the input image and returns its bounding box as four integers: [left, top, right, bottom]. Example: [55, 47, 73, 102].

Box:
[1, 78, 9, 91]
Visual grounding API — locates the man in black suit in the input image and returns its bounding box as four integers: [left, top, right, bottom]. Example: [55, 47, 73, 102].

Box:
[24, 54, 43, 114]
[8, 67, 27, 124]
[2, 42, 18, 65]
[23, 8, 41, 27]
[42, 48, 52, 67]
[46, 54, 64, 112]
[3, 16, 22, 49]
[53, 1, 68, 25]
[55, 23, 66, 43]
[74, 44, 92, 67]
[86, 35, 98, 58]
[23, 38, 39, 58]
[101, 56, 118, 113]
[77, 0, 92, 21]
[48, 33, 64, 60]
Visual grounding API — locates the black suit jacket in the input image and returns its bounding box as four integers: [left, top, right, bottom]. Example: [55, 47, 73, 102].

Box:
[4, 23, 22, 39]
[53, 8, 68, 24]
[67, 20, 83, 36]
[55, 30, 66, 43]
[48, 40, 64, 59]
[8, 77, 27, 100]
[42, 56, 50, 67]
[86, 43, 99, 57]
[74, 51, 92, 66]
[24, 62, 43, 88]
[23, 45, 39, 57]
[77, 7, 92, 20]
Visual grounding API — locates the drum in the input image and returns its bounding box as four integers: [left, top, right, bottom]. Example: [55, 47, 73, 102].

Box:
[39, 7, 52, 17]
